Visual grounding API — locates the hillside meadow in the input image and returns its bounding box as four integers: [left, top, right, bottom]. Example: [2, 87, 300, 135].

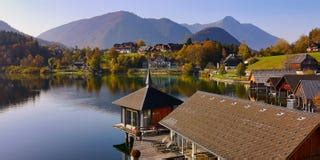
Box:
[247, 52, 320, 70]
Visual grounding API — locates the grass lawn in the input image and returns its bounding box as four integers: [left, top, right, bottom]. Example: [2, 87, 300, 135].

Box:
[247, 52, 320, 70]
[211, 69, 247, 81]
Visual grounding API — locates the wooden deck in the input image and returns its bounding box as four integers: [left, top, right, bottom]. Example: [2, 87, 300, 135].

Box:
[133, 134, 182, 160]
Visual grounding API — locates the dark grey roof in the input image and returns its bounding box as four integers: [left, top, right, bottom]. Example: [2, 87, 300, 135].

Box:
[287, 53, 315, 64]
[160, 91, 320, 159]
[249, 70, 296, 84]
[294, 80, 320, 99]
[112, 86, 183, 110]
[277, 75, 320, 91]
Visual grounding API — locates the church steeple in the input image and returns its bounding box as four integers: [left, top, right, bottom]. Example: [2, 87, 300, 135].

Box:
[145, 68, 152, 87]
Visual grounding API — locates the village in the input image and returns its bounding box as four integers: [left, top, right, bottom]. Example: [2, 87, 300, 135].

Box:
[111, 53, 320, 159]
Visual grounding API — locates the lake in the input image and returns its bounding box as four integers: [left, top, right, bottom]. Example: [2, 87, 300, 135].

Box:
[0, 74, 252, 160]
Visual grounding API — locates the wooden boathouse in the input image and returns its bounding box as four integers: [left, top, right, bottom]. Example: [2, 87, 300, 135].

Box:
[160, 91, 320, 159]
[113, 69, 183, 139]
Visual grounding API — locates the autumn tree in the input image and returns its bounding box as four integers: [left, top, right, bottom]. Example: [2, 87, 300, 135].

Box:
[293, 35, 309, 53]
[309, 28, 320, 44]
[108, 47, 119, 59]
[87, 48, 102, 73]
[271, 39, 292, 55]
[238, 43, 251, 60]
[136, 40, 146, 48]
[48, 57, 55, 71]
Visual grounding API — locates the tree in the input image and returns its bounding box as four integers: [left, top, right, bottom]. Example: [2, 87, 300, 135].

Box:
[272, 39, 292, 55]
[48, 57, 55, 71]
[309, 28, 320, 44]
[108, 47, 119, 59]
[136, 40, 146, 48]
[238, 43, 251, 60]
[87, 48, 102, 73]
[236, 63, 246, 77]
[218, 64, 226, 75]
[185, 38, 192, 45]
[181, 63, 193, 75]
[293, 35, 309, 53]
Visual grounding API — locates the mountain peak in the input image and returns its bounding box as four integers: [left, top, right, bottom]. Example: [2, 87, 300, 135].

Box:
[221, 16, 240, 24]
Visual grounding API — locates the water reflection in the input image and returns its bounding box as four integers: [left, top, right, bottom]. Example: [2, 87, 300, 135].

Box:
[0, 74, 251, 110]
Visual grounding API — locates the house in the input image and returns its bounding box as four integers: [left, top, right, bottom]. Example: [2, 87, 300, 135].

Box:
[167, 43, 183, 52]
[160, 91, 320, 159]
[223, 54, 242, 69]
[294, 80, 320, 112]
[248, 70, 296, 89]
[151, 43, 183, 53]
[113, 42, 137, 53]
[148, 57, 176, 69]
[276, 75, 320, 98]
[113, 69, 183, 138]
[285, 53, 319, 71]
[138, 45, 152, 53]
[307, 42, 320, 52]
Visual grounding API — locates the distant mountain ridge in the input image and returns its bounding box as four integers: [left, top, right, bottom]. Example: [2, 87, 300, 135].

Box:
[0, 20, 66, 48]
[0, 20, 20, 33]
[190, 27, 240, 45]
[182, 16, 279, 50]
[38, 11, 192, 49]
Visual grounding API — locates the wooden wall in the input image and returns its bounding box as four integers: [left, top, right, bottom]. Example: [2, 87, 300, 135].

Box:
[289, 127, 320, 159]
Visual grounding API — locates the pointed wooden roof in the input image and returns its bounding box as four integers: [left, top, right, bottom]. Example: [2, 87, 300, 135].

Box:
[112, 69, 183, 110]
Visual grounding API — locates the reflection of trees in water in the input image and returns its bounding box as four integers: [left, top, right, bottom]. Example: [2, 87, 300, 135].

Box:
[0, 74, 251, 111]
[0, 77, 43, 109]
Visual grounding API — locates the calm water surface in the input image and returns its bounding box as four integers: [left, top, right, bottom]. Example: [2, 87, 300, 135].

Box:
[0, 74, 251, 160]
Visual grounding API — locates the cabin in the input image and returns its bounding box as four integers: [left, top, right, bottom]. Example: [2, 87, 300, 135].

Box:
[266, 77, 282, 96]
[248, 70, 296, 89]
[307, 42, 320, 52]
[276, 75, 320, 98]
[223, 54, 242, 69]
[160, 91, 320, 159]
[294, 80, 320, 112]
[113, 69, 183, 138]
[285, 53, 319, 71]
[113, 42, 137, 53]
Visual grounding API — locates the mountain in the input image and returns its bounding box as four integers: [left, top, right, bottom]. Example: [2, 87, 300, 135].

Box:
[182, 16, 279, 50]
[190, 27, 240, 45]
[0, 20, 20, 33]
[38, 11, 192, 49]
[0, 20, 67, 48]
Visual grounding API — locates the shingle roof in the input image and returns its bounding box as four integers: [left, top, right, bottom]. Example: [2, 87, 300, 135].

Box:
[286, 53, 315, 64]
[160, 91, 320, 159]
[277, 75, 320, 91]
[249, 70, 296, 84]
[294, 80, 320, 99]
[112, 86, 183, 110]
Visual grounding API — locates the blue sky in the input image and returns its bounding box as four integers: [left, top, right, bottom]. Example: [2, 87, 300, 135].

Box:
[0, 0, 319, 42]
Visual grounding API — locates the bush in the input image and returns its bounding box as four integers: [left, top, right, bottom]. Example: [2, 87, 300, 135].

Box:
[218, 64, 226, 75]
[182, 63, 193, 74]
[236, 63, 246, 77]
[247, 57, 259, 65]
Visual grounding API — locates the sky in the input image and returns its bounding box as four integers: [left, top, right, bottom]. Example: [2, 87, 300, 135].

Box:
[0, 0, 319, 42]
